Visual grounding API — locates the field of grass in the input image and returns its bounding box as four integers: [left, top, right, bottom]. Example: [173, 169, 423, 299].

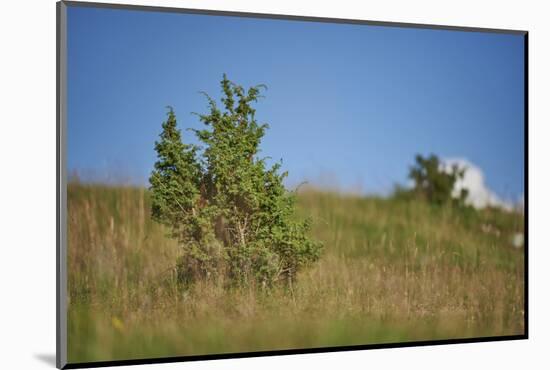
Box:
[67, 182, 524, 363]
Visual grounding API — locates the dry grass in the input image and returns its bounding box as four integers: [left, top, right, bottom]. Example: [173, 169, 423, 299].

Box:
[67, 183, 524, 363]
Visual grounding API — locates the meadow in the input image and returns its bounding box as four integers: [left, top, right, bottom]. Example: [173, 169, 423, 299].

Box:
[67, 182, 525, 363]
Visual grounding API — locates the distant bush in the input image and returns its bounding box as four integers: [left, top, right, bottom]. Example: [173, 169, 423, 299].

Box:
[397, 154, 469, 207]
[149, 75, 322, 288]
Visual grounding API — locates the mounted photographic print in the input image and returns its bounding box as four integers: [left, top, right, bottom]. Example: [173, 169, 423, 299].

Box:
[56, 1, 527, 368]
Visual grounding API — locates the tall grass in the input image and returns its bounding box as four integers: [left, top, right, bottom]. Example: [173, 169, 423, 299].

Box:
[67, 183, 524, 363]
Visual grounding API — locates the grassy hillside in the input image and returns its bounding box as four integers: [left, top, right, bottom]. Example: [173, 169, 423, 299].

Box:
[67, 183, 524, 363]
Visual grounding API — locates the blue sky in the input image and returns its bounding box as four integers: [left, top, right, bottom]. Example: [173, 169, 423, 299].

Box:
[67, 6, 525, 201]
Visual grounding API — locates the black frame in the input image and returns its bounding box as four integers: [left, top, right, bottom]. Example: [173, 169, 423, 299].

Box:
[56, 1, 529, 368]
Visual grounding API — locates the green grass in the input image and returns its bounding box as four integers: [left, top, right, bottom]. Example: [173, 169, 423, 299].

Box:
[67, 183, 524, 363]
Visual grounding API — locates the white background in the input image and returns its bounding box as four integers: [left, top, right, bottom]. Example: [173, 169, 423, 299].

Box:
[0, 0, 548, 368]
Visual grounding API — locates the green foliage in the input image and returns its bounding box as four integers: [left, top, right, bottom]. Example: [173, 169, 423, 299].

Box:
[149, 75, 322, 287]
[407, 154, 468, 206]
[68, 184, 524, 362]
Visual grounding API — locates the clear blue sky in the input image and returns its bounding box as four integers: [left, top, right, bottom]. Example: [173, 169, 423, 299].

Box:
[67, 6, 525, 200]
